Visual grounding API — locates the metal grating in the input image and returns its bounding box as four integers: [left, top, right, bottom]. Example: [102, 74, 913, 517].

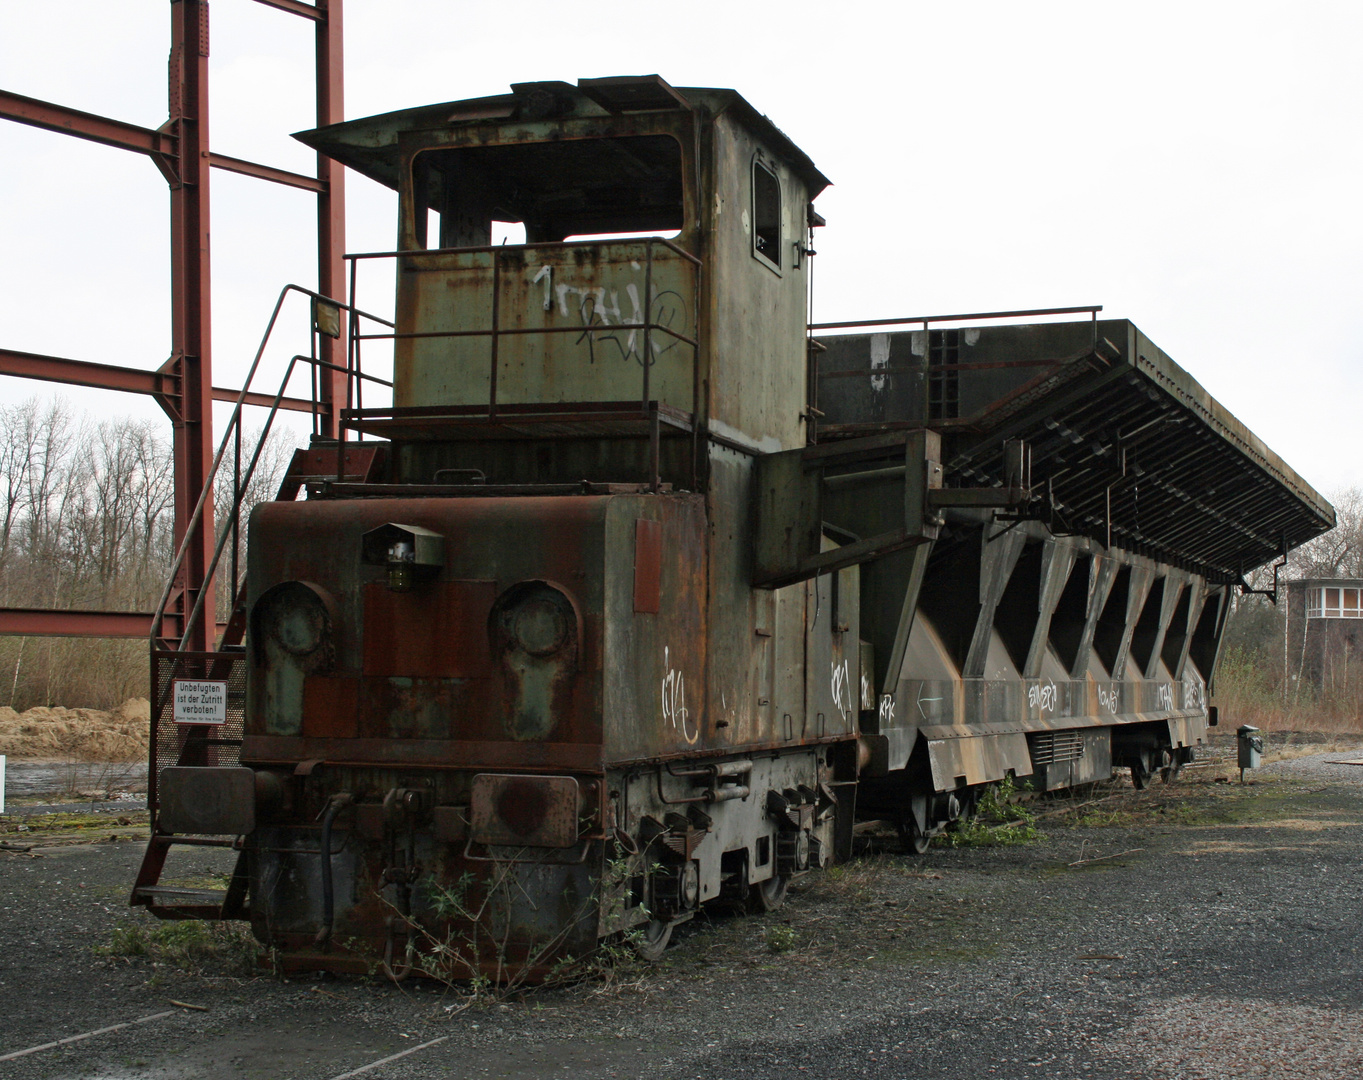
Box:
[148, 650, 246, 816]
[1029, 730, 1084, 767]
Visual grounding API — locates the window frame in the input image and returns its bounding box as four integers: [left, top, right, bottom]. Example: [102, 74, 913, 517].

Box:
[1307, 585, 1363, 618]
[750, 157, 783, 275]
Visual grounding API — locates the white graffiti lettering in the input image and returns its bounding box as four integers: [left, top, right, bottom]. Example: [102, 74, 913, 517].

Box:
[830, 659, 853, 721]
[880, 694, 896, 726]
[1028, 681, 1059, 713]
[1098, 683, 1119, 714]
[1156, 683, 1174, 711]
[661, 646, 697, 745]
[540, 266, 688, 366]
[1185, 677, 1205, 712]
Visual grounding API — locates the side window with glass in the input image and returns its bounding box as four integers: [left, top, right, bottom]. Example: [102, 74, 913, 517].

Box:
[752, 159, 781, 271]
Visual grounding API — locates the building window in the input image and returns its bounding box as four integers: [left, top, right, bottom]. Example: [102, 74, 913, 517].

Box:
[752, 160, 782, 271]
[1307, 586, 1363, 618]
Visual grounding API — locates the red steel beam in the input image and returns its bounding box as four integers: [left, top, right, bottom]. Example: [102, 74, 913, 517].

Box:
[0, 608, 157, 639]
[0, 346, 323, 414]
[0, 609, 228, 639]
[229, 388, 330, 414]
[208, 151, 326, 193]
[0, 347, 170, 397]
[315, 0, 347, 439]
[0, 89, 177, 161]
[252, 0, 322, 19]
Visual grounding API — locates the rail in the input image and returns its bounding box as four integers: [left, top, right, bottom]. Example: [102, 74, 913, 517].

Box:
[344, 236, 702, 422]
[149, 284, 394, 653]
[809, 304, 1103, 333]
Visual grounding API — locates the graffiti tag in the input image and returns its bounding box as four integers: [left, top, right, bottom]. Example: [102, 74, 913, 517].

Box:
[1185, 677, 1205, 712]
[661, 646, 697, 745]
[538, 266, 687, 366]
[831, 659, 853, 721]
[1156, 683, 1175, 711]
[1028, 681, 1059, 713]
[1098, 683, 1119, 714]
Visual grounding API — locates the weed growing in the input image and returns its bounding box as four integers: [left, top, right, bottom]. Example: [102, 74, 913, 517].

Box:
[99, 919, 259, 976]
[936, 777, 1041, 848]
[765, 925, 798, 954]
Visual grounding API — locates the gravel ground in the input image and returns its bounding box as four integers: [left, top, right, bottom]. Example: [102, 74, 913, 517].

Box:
[3, 747, 1363, 1079]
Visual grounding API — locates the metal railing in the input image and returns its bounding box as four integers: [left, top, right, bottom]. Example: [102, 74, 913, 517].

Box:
[344, 236, 702, 421]
[149, 284, 395, 653]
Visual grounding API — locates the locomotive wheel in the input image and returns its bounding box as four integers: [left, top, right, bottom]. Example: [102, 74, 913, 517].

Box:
[749, 873, 790, 912]
[896, 816, 932, 855]
[1130, 762, 1153, 790]
[634, 919, 673, 961]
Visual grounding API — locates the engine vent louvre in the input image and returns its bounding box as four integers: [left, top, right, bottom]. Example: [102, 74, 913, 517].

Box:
[1029, 730, 1084, 767]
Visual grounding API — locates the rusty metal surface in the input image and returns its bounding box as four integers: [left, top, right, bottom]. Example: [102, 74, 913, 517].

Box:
[245, 495, 610, 754]
[470, 773, 580, 848]
[633, 519, 662, 614]
[157, 766, 255, 834]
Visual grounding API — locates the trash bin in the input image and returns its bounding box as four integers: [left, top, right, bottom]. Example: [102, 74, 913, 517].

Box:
[1237, 724, 1263, 781]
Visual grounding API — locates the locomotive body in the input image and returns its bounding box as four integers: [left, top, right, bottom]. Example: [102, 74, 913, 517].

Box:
[134, 75, 1334, 976]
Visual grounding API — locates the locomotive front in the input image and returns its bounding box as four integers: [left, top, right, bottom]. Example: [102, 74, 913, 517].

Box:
[210, 77, 850, 974]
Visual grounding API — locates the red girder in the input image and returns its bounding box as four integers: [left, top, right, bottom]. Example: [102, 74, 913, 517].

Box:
[0, 608, 226, 640]
[0, 347, 324, 415]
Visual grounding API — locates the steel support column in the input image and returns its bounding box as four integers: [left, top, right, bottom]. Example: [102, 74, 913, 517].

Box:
[167, 0, 216, 653]
[315, 0, 347, 438]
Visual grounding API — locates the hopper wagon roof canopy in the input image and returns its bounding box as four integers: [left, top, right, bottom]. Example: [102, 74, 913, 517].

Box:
[819, 319, 1335, 584]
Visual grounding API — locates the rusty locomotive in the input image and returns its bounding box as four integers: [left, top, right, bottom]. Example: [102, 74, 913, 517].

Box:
[132, 75, 1333, 975]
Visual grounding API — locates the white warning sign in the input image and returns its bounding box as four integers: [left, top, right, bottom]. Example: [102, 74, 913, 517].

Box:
[173, 680, 228, 725]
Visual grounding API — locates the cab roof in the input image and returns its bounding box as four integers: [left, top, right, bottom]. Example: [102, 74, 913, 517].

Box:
[293, 74, 830, 197]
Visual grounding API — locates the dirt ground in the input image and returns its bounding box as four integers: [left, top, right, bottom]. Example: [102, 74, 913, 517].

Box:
[0, 699, 150, 762]
[4, 741, 1363, 1079]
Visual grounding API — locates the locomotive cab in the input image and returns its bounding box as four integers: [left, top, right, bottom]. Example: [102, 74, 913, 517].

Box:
[224, 76, 854, 973]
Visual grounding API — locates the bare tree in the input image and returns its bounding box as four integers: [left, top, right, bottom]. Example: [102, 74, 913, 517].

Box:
[0, 396, 297, 709]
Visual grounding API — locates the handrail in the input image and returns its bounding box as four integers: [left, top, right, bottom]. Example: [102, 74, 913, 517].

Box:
[344, 235, 703, 268]
[809, 305, 1102, 332]
[150, 284, 395, 652]
[345, 236, 703, 423]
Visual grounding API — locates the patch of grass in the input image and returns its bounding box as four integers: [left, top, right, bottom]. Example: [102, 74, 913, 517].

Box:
[99, 919, 259, 976]
[766, 925, 798, 954]
[937, 777, 1041, 848]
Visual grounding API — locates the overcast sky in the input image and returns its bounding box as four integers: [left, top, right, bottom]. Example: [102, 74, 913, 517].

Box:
[1, 1, 1359, 497]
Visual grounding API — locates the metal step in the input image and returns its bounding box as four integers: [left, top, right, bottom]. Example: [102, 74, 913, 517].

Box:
[131, 885, 227, 905]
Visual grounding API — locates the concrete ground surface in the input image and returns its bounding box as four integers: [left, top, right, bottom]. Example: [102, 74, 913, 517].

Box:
[3, 747, 1363, 1080]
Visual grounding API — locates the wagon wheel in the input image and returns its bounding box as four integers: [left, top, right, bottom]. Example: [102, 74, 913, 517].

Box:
[633, 918, 673, 961]
[896, 816, 932, 855]
[1160, 750, 1183, 784]
[1130, 761, 1154, 790]
[749, 873, 790, 912]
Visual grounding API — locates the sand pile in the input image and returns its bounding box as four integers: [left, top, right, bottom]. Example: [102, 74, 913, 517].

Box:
[0, 698, 151, 761]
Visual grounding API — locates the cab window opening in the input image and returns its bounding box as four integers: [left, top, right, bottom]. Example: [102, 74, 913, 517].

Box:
[408, 134, 686, 250]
